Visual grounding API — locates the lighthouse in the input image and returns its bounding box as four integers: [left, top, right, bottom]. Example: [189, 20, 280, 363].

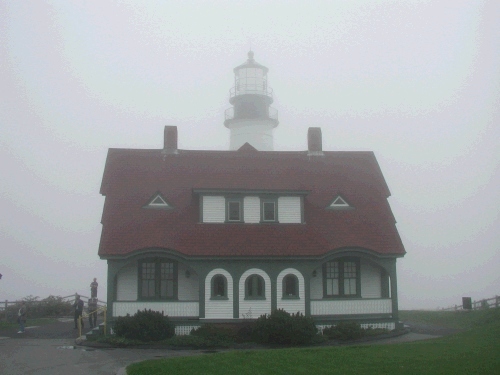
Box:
[224, 52, 279, 151]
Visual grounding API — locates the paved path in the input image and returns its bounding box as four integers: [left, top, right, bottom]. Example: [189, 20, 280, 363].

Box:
[0, 319, 448, 375]
[0, 320, 207, 375]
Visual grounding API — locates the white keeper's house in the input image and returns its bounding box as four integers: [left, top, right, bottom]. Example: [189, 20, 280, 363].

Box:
[99, 52, 406, 334]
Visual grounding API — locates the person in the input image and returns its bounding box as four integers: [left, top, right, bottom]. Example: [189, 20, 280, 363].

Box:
[17, 301, 27, 333]
[90, 278, 98, 298]
[88, 297, 98, 328]
[73, 294, 84, 329]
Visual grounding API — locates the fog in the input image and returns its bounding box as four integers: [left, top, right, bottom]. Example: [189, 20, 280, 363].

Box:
[1, 1, 499, 310]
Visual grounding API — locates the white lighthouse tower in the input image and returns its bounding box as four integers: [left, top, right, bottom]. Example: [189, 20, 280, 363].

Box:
[224, 52, 279, 151]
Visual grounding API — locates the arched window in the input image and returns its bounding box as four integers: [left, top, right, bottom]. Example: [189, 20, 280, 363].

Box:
[283, 274, 299, 298]
[211, 274, 228, 299]
[245, 275, 265, 299]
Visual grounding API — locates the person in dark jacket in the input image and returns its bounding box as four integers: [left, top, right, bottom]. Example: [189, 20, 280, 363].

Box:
[73, 295, 84, 329]
[90, 278, 98, 298]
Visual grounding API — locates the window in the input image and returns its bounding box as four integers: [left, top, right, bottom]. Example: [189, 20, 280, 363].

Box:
[245, 275, 265, 299]
[261, 198, 278, 222]
[327, 195, 353, 210]
[211, 274, 228, 299]
[144, 193, 172, 210]
[139, 259, 177, 300]
[283, 274, 299, 298]
[226, 198, 243, 222]
[323, 259, 360, 297]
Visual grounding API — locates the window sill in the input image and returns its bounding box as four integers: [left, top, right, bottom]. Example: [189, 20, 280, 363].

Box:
[210, 296, 229, 300]
[322, 295, 361, 300]
[244, 297, 266, 301]
[282, 295, 300, 300]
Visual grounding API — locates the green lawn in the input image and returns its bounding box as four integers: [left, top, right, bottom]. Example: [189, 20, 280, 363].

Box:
[399, 307, 500, 329]
[127, 309, 500, 375]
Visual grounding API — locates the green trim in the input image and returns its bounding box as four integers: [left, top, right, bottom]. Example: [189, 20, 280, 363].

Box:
[199, 195, 203, 223]
[381, 269, 390, 298]
[193, 188, 310, 196]
[300, 195, 305, 223]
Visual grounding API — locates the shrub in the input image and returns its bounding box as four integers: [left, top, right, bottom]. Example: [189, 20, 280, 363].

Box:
[191, 324, 235, 342]
[168, 335, 232, 349]
[5, 295, 73, 321]
[113, 309, 175, 342]
[189, 324, 235, 347]
[252, 309, 317, 346]
[322, 321, 364, 341]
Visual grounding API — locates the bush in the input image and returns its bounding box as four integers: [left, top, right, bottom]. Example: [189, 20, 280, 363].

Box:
[5, 295, 73, 321]
[322, 321, 364, 341]
[191, 324, 235, 342]
[168, 334, 232, 349]
[113, 309, 175, 342]
[252, 309, 317, 346]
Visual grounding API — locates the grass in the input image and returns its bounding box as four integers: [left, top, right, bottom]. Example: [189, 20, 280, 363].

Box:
[399, 307, 500, 329]
[0, 317, 59, 329]
[127, 309, 500, 375]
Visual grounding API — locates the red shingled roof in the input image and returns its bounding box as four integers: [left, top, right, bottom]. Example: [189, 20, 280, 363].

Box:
[98, 147, 405, 258]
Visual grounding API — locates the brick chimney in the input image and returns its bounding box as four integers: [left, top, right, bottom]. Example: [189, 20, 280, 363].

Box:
[163, 126, 178, 154]
[307, 127, 323, 155]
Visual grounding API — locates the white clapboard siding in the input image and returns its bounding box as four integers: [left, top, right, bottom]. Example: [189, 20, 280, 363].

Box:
[202, 196, 225, 223]
[204, 269, 234, 319]
[178, 263, 199, 301]
[276, 268, 305, 314]
[116, 262, 138, 301]
[244, 196, 260, 223]
[311, 299, 392, 316]
[113, 302, 199, 317]
[278, 196, 301, 223]
[239, 268, 272, 319]
[310, 267, 324, 300]
[361, 260, 382, 298]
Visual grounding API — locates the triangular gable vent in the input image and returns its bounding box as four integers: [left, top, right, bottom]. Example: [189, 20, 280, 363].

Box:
[144, 194, 172, 209]
[327, 195, 352, 209]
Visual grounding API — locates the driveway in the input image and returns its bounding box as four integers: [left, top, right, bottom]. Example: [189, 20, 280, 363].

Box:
[0, 319, 207, 375]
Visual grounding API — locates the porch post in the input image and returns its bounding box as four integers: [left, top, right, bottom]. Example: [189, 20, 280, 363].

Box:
[198, 273, 206, 319]
[304, 274, 311, 317]
[106, 260, 120, 334]
[388, 259, 399, 321]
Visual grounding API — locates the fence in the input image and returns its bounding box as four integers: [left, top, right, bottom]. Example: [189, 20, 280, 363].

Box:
[78, 305, 107, 337]
[441, 295, 499, 311]
[2, 294, 107, 322]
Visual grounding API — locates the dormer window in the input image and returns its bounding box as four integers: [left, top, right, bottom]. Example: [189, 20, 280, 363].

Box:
[261, 198, 278, 223]
[226, 198, 243, 222]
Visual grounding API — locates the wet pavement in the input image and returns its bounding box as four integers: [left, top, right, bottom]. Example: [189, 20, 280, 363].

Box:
[0, 319, 450, 375]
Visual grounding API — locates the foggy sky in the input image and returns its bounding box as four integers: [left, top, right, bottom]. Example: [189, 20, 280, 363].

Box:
[1, 0, 499, 309]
